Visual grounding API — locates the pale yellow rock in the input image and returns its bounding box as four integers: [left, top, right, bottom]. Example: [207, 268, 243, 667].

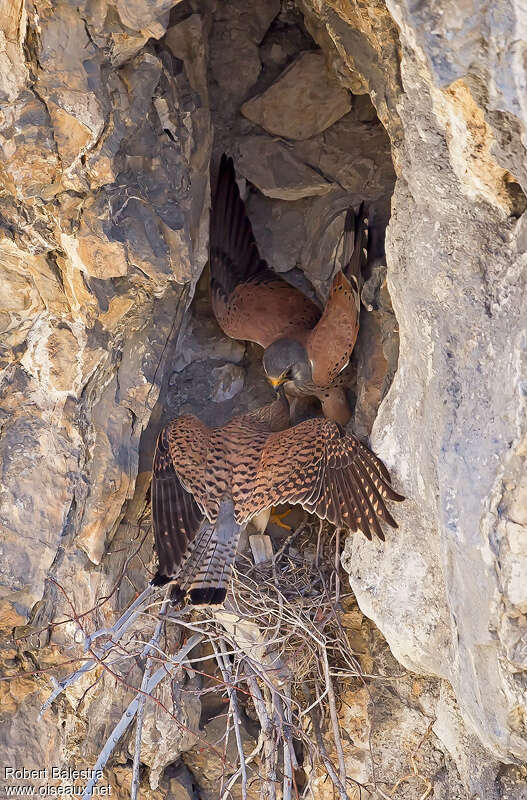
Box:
[99, 296, 135, 331]
[56, 250, 99, 323]
[35, 3, 104, 145]
[0, 94, 60, 200]
[0, 597, 29, 628]
[1, 253, 41, 313]
[46, 325, 81, 393]
[77, 232, 128, 279]
[47, 103, 92, 167]
[61, 217, 128, 280]
[432, 78, 523, 214]
[115, 0, 183, 34]
[0, 676, 37, 715]
[0, 239, 46, 356]
[108, 767, 166, 800]
[86, 155, 117, 189]
[0, 0, 28, 101]
[26, 258, 70, 315]
[109, 30, 150, 66]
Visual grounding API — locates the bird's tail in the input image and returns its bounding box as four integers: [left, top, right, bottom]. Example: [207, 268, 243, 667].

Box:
[342, 202, 368, 294]
[159, 498, 243, 606]
[188, 530, 240, 605]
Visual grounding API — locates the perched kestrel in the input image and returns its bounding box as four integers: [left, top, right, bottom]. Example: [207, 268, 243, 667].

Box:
[151, 393, 403, 605]
[210, 155, 367, 426]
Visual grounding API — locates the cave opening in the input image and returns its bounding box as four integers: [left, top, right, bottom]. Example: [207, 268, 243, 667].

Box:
[132, 0, 403, 789]
[156, 0, 399, 444]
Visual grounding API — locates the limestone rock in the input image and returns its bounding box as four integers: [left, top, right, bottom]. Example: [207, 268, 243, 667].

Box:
[291, 111, 395, 198]
[0, 647, 67, 781]
[2, 0, 527, 794]
[241, 51, 352, 140]
[0, 0, 28, 102]
[165, 284, 272, 431]
[172, 315, 246, 374]
[35, 3, 105, 173]
[433, 683, 502, 798]
[0, 90, 60, 200]
[0, 0, 212, 616]
[132, 671, 201, 790]
[300, 0, 527, 770]
[115, 0, 183, 36]
[243, 108, 395, 289]
[237, 136, 332, 199]
[210, 0, 280, 100]
[183, 711, 258, 800]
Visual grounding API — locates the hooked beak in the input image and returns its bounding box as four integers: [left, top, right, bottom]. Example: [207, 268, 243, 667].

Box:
[268, 376, 285, 389]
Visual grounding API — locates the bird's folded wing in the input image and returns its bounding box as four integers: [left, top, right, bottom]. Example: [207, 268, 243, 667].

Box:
[236, 418, 404, 540]
[342, 202, 367, 288]
[306, 271, 360, 386]
[307, 204, 367, 387]
[151, 417, 211, 580]
[210, 154, 320, 348]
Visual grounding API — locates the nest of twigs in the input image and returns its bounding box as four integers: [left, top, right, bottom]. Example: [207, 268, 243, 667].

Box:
[227, 518, 366, 693]
[37, 514, 373, 800]
[177, 516, 373, 800]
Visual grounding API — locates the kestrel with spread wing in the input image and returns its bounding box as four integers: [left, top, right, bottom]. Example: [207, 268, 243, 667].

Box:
[151, 393, 403, 605]
[210, 155, 367, 426]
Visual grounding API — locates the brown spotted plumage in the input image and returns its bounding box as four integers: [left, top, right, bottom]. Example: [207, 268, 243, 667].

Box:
[151, 394, 403, 604]
[210, 155, 367, 425]
[210, 155, 320, 348]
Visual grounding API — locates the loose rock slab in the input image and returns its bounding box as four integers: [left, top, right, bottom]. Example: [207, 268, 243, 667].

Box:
[237, 136, 332, 199]
[241, 50, 352, 140]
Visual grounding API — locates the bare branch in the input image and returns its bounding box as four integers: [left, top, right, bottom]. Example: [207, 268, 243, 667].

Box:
[321, 645, 347, 788]
[131, 591, 172, 800]
[40, 585, 158, 717]
[81, 633, 203, 800]
[213, 639, 248, 800]
[303, 685, 350, 800]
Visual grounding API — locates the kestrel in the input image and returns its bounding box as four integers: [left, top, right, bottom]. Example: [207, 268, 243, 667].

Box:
[151, 393, 403, 605]
[209, 155, 367, 426]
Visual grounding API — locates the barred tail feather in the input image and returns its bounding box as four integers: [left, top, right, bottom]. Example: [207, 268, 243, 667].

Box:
[189, 533, 241, 605]
[159, 498, 243, 606]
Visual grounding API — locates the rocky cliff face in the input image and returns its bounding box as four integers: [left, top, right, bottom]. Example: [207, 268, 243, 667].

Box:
[1, 0, 526, 798]
[308, 0, 527, 764]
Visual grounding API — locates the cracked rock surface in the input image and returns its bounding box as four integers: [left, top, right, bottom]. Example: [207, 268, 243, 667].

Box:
[1, 0, 527, 798]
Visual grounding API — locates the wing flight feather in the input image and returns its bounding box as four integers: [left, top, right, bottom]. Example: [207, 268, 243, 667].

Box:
[236, 417, 403, 540]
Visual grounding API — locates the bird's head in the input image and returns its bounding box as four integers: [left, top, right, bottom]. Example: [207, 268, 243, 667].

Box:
[263, 339, 311, 391]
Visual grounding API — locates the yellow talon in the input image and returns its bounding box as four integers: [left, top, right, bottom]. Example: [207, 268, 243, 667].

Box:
[269, 508, 293, 530]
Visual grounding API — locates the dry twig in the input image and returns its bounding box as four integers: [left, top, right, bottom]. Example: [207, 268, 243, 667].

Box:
[36, 516, 400, 800]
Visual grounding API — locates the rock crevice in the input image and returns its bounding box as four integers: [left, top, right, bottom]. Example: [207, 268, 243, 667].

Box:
[1, 0, 526, 797]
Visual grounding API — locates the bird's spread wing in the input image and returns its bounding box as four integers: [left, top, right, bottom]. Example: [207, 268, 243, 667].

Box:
[151, 417, 211, 583]
[234, 418, 404, 540]
[307, 204, 367, 387]
[210, 154, 320, 348]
